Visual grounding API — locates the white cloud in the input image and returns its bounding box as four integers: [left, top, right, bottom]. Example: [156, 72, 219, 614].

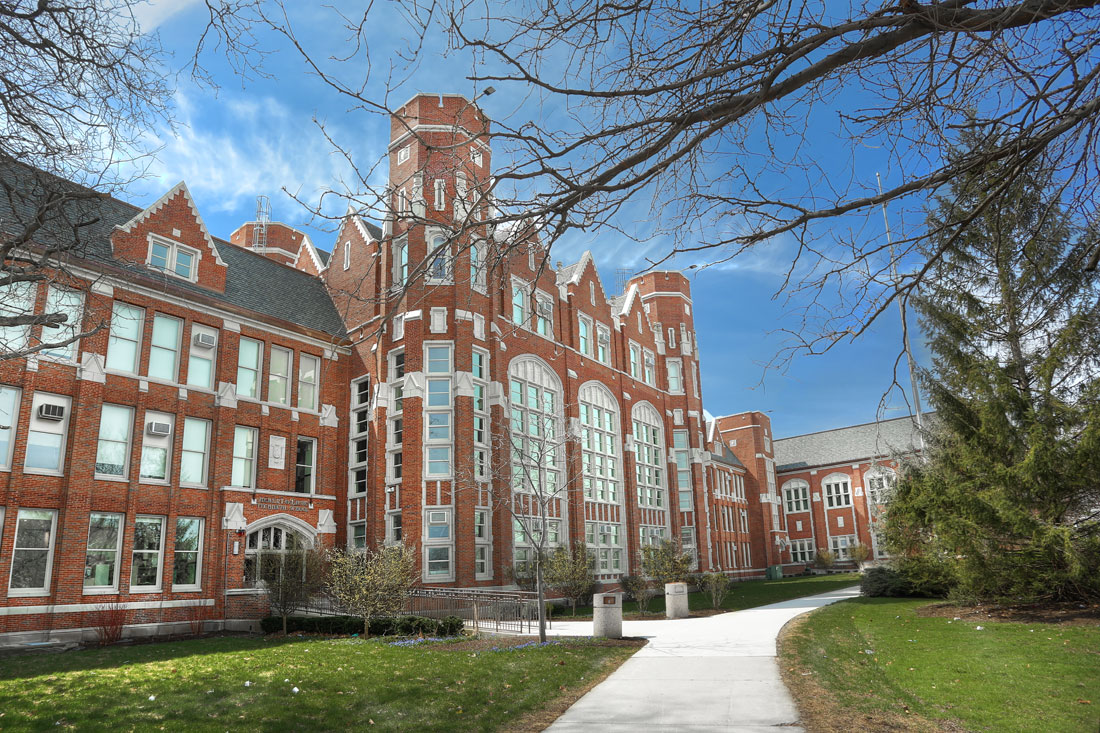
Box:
[132, 0, 203, 33]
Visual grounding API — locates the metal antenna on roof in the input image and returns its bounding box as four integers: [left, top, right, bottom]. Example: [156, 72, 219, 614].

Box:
[877, 173, 924, 450]
[252, 195, 270, 251]
[615, 268, 632, 293]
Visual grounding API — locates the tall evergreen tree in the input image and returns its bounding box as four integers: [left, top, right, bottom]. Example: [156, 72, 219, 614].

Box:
[887, 138, 1100, 602]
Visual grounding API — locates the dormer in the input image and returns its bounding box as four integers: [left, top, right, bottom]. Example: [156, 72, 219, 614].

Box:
[229, 220, 309, 267]
[111, 182, 227, 292]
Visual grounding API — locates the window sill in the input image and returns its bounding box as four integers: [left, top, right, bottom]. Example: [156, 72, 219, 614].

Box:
[226, 587, 264, 596]
[7, 590, 50, 598]
[172, 586, 202, 593]
[22, 468, 64, 477]
[139, 480, 170, 487]
[179, 484, 209, 491]
[83, 588, 120, 596]
[95, 475, 130, 483]
[130, 588, 163, 595]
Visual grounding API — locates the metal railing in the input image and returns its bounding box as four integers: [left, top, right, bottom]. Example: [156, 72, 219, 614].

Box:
[405, 587, 544, 634]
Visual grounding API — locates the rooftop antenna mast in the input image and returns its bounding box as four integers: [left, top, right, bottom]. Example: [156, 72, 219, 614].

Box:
[252, 195, 270, 251]
[877, 173, 925, 449]
[614, 268, 632, 293]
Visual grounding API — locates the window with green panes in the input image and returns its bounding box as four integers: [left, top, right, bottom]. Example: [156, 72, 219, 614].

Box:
[633, 417, 664, 508]
[508, 375, 560, 494]
[673, 429, 693, 510]
[580, 400, 618, 503]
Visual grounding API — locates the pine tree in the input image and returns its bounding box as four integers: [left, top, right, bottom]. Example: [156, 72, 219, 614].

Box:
[887, 138, 1100, 602]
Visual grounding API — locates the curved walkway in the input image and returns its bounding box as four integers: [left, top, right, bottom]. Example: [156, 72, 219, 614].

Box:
[544, 585, 861, 732]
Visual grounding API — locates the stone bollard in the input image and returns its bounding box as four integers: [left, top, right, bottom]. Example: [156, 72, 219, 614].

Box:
[592, 592, 623, 639]
[665, 582, 689, 619]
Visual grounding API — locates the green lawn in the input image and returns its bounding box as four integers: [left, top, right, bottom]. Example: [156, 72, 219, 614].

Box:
[552, 572, 860, 618]
[0, 635, 637, 732]
[781, 597, 1100, 732]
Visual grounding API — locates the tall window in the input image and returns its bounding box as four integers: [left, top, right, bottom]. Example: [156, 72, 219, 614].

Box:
[236, 337, 262, 399]
[232, 426, 257, 487]
[173, 517, 203, 589]
[351, 377, 370, 496]
[393, 238, 409, 286]
[295, 437, 316, 493]
[535, 295, 553, 336]
[511, 282, 527, 325]
[95, 404, 133, 478]
[131, 516, 165, 591]
[187, 325, 217, 389]
[628, 343, 641, 379]
[596, 325, 610, 364]
[106, 302, 144, 373]
[268, 346, 292, 405]
[25, 392, 71, 474]
[298, 354, 320, 410]
[180, 418, 210, 486]
[424, 345, 453, 477]
[148, 315, 182, 381]
[140, 411, 174, 482]
[434, 179, 446, 210]
[783, 480, 810, 512]
[9, 508, 57, 594]
[426, 233, 451, 282]
[632, 403, 665, 509]
[84, 512, 123, 590]
[509, 361, 561, 496]
[472, 349, 490, 481]
[673, 430, 693, 511]
[42, 286, 83, 360]
[0, 282, 36, 352]
[244, 525, 310, 585]
[642, 349, 655, 385]
[578, 315, 592, 355]
[0, 386, 21, 470]
[824, 474, 852, 508]
[580, 383, 620, 504]
[666, 358, 683, 394]
[471, 240, 486, 290]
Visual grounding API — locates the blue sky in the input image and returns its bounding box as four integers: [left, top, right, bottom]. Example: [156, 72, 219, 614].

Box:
[128, 1, 928, 438]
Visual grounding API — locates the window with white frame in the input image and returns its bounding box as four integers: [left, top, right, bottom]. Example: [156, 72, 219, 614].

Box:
[295, 437, 316, 493]
[268, 346, 292, 405]
[9, 508, 57, 594]
[106, 302, 144, 373]
[472, 349, 490, 481]
[41, 286, 84, 361]
[511, 281, 528, 326]
[173, 517, 203, 589]
[425, 347, 453, 477]
[140, 411, 174, 483]
[830, 534, 856, 560]
[232, 426, 257, 487]
[867, 470, 896, 504]
[642, 349, 655, 385]
[84, 512, 123, 591]
[425, 343, 451, 374]
[681, 526, 698, 569]
[580, 383, 620, 503]
[783, 480, 810, 513]
[244, 525, 311, 585]
[131, 516, 166, 591]
[673, 429, 693, 510]
[585, 521, 622, 573]
[595, 324, 610, 363]
[180, 417, 210, 486]
[396, 187, 408, 215]
[236, 337, 262, 399]
[393, 237, 409, 286]
[535, 294, 553, 336]
[740, 508, 749, 533]
[474, 509, 489, 541]
[742, 541, 752, 567]
[350, 522, 366, 550]
[790, 538, 815, 564]
[470, 148, 483, 167]
[148, 314, 182, 381]
[342, 241, 350, 270]
[628, 343, 641, 379]
[351, 377, 370, 495]
[0, 385, 21, 470]
[298, 353, 320, 411]
[470, 240, 487, 290]
[474, 545, 490, 578]
[632, 402, 665, 509]
[95, 404, 133, 478]
[824, 474, 852, 508]
[187, 324, 218, 389]
[397, 145, 410, 164]
[508, 358, 562, 497]
[434, 179, 446, 210]
[148, 235, 198, 281]
[386, 512, 403, 544]
[577, 315, 592, 355]
[0, 282, 36, 352]
[426, 546, 451, 577]
[666, 358, 683, 394]
[424, 508, 453, 578]
[426, 233, 452, 282]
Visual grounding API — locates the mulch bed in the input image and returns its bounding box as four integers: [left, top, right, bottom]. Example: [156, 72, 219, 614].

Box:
[915, 600, 1100, 627]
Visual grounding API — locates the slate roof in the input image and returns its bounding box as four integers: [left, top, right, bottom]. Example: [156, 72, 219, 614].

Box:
[316, 248, 331, 266]
[1, 164, 347, 339]
[774, 414, 927, 472]
[711, 441, 745, 469]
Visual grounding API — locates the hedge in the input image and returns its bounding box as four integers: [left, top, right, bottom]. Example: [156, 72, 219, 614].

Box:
[260, 614, 465, 637]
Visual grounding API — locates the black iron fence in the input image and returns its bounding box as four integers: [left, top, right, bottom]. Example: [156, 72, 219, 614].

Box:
[405, 587, 544, 634]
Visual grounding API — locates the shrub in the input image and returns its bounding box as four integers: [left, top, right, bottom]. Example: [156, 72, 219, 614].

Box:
[893, 553, 958, 598]
[91, 602, 126, 646]
[699, 572, 731, 609]
[620, 574, 657, 615]
[860, 567, 911, 597]
[258, 613, 466, 637]
[849, 544, 872, 568]
[439, 616, 465, 636]
[814, 550, 836, 569]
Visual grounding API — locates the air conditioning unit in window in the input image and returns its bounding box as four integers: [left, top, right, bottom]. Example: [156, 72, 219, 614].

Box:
[38, 403, 65, 421]
[600, 524, 613, 534]
[597, 331, 610, 345]
[536, 299, 553, 317]
[147, 421, 172, 436]
[193, 332, 217, 349]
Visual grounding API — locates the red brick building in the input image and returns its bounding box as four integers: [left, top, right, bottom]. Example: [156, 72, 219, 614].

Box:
[0, 93, 922, 644]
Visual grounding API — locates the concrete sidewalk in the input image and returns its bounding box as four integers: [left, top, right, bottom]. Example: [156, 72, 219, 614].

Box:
[544, 585, 861, 732]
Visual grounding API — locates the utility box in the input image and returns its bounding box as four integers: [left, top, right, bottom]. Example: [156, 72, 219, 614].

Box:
[665, 582, 689, 619]
[593, 592, 623, 638]
[766, 565, 784, 580]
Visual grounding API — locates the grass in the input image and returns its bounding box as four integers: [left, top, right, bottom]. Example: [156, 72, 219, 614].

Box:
[551, 572, 861, 618]
[0, 635, 638, 732]
[780, 597, 1100, 732]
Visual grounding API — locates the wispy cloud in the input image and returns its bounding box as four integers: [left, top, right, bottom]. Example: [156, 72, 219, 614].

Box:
[132, 0, 204, 33]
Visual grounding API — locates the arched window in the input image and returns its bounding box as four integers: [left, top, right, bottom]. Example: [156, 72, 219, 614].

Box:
[579, 382, 620, 504]
[243, 523, 313, 586]
[822, 473, 852, 508]
[426, 233, 451, 282]
[631, 402, 664, 510]
[782, 479, 810, 513]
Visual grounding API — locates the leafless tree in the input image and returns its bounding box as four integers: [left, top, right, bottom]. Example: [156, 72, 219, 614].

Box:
[326, 544, 419, 637]
[0, 0, 264, 360]
[260, 0, 1100, 380]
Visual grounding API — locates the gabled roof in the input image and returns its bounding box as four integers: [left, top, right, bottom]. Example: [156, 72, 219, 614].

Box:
[0, 163, 347, 339]
[774, 414, 927, 472]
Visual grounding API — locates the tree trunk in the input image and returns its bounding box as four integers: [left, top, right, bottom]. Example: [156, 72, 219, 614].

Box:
[282, 613, 288, 636]
[536, 559, 547, 643]
[363, 615, 370, 638]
